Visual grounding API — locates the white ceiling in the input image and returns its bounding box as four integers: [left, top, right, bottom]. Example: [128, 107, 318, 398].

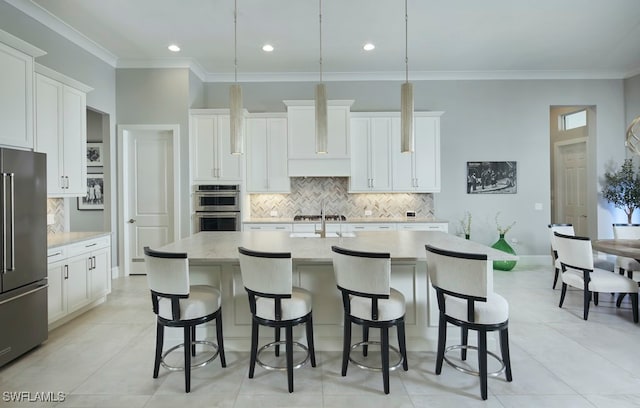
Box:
[10, 0, 640, 82]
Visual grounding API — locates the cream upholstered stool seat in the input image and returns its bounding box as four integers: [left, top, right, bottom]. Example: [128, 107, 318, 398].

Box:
[237, 246, 316, 393]
[331, 246, 408, 395]
[553, 232, 639, 322]
[425, 244, 512, 401]
[143, 247, 226, 393]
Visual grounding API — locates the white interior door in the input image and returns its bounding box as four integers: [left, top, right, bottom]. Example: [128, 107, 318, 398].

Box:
[556, 139, 588, 236]
[120, 125, 180, 275]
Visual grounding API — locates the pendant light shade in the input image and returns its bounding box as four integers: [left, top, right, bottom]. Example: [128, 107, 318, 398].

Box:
[315, 83, 328, 154]
[401, 82, 414, 153]
[315, 0, 328, 154]
[400, 0, 414, 153]
[230, 0, 243, 155]
[230, 83, 243, 155]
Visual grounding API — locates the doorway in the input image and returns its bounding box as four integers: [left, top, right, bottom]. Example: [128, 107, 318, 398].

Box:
[550, 106, 594, 237]
[118, 125, 180, 275]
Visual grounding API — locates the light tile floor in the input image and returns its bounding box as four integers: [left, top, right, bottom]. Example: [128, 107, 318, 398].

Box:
[2, 263, 640, 407]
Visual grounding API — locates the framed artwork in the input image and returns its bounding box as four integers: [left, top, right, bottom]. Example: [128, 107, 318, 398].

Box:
[467, 161, 517, 194]
[87, 143, 104, 166]
[78, 174, 104, 210]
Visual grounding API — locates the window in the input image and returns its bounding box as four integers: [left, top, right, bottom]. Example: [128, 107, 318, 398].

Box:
[561, 109, 587, 130]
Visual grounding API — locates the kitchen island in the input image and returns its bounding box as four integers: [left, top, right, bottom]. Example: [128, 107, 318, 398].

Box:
[158, 230, 516, 351]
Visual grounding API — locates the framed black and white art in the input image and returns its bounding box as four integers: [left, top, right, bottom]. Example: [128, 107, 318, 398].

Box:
[467, 161, 517, 194]
[78, 174, 104, 210]
[87, 143, 104, 166]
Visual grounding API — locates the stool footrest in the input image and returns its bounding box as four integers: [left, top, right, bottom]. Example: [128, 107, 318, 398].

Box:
[348, 341, 404, 372]
[160, 340, 220, 372]
[443, 344, 505, 377]
[256, 341, 310, 371]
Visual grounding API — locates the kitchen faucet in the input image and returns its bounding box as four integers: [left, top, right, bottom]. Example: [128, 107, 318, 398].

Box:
[316, 200, 326, 238]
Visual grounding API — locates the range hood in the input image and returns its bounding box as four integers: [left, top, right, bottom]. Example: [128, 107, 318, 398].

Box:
[284, 100, 353, 177]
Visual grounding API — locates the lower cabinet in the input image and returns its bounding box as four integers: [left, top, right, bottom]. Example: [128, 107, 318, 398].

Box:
[47, 235, 111, 327]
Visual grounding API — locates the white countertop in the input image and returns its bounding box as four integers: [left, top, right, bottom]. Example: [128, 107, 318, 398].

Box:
[158, 231, 516, 263]
[244, 217, 447, 224]
[48, 231, 111, 249]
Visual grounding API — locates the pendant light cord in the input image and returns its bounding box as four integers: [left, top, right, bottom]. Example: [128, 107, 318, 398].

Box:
[404, 0, 408, 84]
[234, 0, 238, 83]
[319, 0, 323, 83]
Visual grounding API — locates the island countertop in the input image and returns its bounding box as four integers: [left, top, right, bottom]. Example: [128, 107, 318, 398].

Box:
[159, 230, 517, 263]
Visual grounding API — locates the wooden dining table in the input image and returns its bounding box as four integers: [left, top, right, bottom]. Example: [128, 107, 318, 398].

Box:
[592, 239, 640, 262]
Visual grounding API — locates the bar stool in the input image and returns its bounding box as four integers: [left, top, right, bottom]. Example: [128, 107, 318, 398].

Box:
[425, 244, 512, 400]
[330, 245, 408, 395]
[143, 247, 226, 393]
[237, 246, 316, 393]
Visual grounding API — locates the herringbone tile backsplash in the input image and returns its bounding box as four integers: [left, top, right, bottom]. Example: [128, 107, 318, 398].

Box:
[47, 198, 65, 234]
[249, 177, 434, 219]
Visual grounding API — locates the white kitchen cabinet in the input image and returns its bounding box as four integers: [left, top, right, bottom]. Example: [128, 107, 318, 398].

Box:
[392, 113, 443, 192]
[284, 100, 353, 176]
[246, 115, 290, 193]
[0, 31, 45, 149]
[349, 115, 393, 192]
[35, 66, 92, 197]
[397, 222, 449, 232]
[190, 109, 243, 183]
[243, 223, 293, 232]
[47, 235, 111, 328]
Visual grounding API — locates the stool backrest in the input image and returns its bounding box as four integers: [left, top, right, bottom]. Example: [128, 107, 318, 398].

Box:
[425, 245, 491, 301]
[613, 223, 640, 239]
[553, 232, 593, 271]
[144, 247, 189, 296]
[331, 246, 391, 296]
[238, 247, 292, 295]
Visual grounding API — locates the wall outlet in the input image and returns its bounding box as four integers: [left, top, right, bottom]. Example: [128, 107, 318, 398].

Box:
[511, 237, 519, 244]
[364, 210, 372, 216]
[534, 203, 543, 211]
[47, 214, 55, 225]
[269, 210, 278, 217]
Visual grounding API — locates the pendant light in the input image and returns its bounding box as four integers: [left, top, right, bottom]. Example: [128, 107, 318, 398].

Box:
[400, 0, 414, 153]
[230, 0, 244, 155]
[315, 0, 328, 154]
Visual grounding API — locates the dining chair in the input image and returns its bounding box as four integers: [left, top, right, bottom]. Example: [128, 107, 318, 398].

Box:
[553, 232, 639, 322]
[548, 224, 574, 289]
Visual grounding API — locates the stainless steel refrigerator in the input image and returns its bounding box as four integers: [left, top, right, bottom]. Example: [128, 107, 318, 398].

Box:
[0, 148, 47, 367]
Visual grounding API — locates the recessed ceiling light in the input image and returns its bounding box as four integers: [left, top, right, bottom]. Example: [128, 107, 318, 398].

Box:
[168, 44, 180, 52]
[363, 43, 375, 51]
[262, 44, 274, 52]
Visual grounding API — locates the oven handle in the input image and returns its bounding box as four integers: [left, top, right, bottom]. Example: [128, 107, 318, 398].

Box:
[195, 212, 241, 218]
[194, 191, 240, 197]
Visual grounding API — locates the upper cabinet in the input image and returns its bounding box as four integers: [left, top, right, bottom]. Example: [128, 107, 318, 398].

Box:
[0, 30, 46, 149]
[35, 65, 92, 197]
[284, 100, 353, 177]
[349, 115, 393, 192]
[246, 114, 290, 193]
[391, 113, 442, 193]
[190, 109, 243, 184]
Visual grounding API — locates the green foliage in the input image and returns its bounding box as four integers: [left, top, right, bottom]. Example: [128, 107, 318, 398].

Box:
[602, 158, 640, 223]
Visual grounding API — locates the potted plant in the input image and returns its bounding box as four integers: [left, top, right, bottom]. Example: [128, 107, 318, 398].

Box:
[601, 158, 640, 224]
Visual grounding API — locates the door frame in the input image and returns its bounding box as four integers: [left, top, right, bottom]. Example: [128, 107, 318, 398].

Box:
[117, 124, 181, 276]
[553, 136, 589, 234]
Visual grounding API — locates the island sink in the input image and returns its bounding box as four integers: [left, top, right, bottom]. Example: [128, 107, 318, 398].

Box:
[289, 232, 356, 238]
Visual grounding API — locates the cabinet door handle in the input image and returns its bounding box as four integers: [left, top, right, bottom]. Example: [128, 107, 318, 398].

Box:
[64, 264, 69, 279]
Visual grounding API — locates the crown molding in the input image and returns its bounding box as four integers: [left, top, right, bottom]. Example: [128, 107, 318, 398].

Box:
[116, 57, 208, 80]
[6, 0, 117, 66]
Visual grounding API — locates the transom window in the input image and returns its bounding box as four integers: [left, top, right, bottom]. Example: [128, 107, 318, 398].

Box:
[561, 109, 587, 131]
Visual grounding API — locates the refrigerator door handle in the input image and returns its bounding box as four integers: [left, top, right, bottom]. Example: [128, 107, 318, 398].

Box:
[1, 173, 7, 274]
[7, 173, 15, 271]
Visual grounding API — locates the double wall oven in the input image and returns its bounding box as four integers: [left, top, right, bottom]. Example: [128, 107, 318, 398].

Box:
[193, 185, 241, 232]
